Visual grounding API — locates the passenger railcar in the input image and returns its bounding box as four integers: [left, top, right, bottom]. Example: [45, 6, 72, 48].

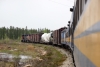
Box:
[69, 0, 100, 67]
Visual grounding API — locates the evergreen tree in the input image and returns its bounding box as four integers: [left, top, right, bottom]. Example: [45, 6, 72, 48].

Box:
[0, 26, 51, 40]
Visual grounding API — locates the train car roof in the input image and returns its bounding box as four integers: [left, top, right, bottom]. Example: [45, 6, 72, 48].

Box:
[61, 28, 69, 33]
[61, 28, 66, 32]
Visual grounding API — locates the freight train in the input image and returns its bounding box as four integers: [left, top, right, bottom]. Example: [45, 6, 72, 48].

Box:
[21, 0, 100, 67]
[21, 27, 67, 45]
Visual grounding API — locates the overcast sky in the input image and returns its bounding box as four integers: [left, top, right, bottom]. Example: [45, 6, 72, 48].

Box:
[0, 0, 74, 30]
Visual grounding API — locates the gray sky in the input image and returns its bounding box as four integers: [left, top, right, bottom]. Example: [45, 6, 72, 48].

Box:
[0, 0, 74, 30]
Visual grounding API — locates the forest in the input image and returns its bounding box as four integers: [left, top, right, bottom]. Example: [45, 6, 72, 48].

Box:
[0, 26, 51, 40]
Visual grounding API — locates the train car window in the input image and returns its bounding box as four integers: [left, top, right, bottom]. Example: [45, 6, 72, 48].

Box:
[85, 0, 87, 3]
[71, 24, 73, 35]
[63, 32, 64, 38]
[78, 0, 79, 22]
[76, 0, 79, 23]
[72, 0, 88, 32]
[72, 0, 79, 32]
[73, 19, 75, 31]
[61, 32, 64, 39]
[75, 3, 77, 24]
[82, 0, 85, 11]
[79, 0, 80, 17]
[66, 32, 69, 37]
[73, 5, 77, 31]
[80, 0, 82, 16]
[64, 32, 66, 38]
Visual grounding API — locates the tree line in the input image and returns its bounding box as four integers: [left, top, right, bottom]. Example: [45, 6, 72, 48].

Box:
[0, 26, 51, 40]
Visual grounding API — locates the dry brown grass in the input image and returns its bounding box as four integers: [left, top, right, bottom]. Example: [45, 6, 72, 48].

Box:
[26, 45, 35, 51]
[0, 40, 67, 67]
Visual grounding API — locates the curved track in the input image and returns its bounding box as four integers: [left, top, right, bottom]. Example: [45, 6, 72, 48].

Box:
[56, 47, 74, 67]
[43, 44, 75, 67]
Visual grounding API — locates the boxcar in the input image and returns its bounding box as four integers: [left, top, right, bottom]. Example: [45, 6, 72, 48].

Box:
[28, 34, 32, 42]
[21, 34, 25, 42]
[34, 33, 36, 43]
[32, 34, 35, 42]
[53, 27, 67, 45]
[21, 34, 30, 42]
[36, 33, 43, 43]
[53, 30, 58, 45]
[61, 28, 68, 45]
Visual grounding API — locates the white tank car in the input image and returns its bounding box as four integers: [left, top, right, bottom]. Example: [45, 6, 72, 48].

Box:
[41, 32, 53, 43]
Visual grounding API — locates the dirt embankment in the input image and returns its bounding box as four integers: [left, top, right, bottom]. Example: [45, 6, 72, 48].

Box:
[56, 47, 75, 67]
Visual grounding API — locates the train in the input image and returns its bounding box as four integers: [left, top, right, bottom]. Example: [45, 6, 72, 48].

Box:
[21, 0, 100, 67]
[21, 27, 67, 45]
